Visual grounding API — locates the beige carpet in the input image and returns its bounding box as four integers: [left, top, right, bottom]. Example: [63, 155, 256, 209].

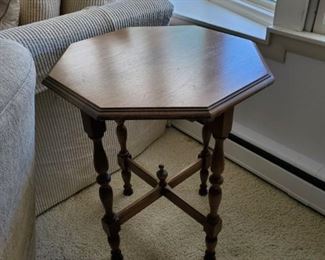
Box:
[36, 128, 325, 260]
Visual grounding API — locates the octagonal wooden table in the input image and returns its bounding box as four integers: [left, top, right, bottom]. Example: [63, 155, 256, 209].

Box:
[43, 26, 274, 260]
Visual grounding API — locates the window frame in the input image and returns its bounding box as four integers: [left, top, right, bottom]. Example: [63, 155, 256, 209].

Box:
[245, 0, 276, 11]
[273, 0, 310, 32]
[209, 0, 276, 26]
[313, 0, 325, 34]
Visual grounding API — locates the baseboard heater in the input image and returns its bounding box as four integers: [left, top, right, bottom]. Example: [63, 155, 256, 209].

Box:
[228, 133, 325, 191]
[172, 120, 325, 215]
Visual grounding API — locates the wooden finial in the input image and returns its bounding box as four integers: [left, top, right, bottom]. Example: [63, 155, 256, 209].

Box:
[157, 164, 168, 187]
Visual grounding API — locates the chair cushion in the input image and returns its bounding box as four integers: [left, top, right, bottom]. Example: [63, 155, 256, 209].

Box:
[0, 0, 19, 30]
[20, 0, 61, 25]
[61, 0, 117, 14]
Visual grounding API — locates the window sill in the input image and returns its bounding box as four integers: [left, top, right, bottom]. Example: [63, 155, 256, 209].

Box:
[170, 0, 325, 62]
[170, 0, 268, 43]
[269, 26, 325, 47]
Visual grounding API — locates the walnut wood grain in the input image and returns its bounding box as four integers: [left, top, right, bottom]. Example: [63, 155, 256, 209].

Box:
[117, 187, 161, 225]
[116, 120, 133, 196]
[43, 26, 273, 120]
[127, 159, 158, 187]
[198, 123, 213, 196]
[168, 159, 203, 188]
[164, 187, 206, 226]
[44, 26, 274, 260]
[81, 113, 123, 260]
[204, 108, 234, 260]
[156, 165, 168, 188]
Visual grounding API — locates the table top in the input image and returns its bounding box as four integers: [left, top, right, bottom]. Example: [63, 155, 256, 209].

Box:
[43, 26, 273, 120]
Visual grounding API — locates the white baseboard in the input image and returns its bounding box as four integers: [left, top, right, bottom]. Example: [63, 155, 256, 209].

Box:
[172, 120, 325, 215]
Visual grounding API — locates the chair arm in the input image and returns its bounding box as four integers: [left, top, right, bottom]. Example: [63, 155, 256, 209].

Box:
[101, 0, 174, 30]
[0, 0, 173, 93]
[0, 39, 35, 260]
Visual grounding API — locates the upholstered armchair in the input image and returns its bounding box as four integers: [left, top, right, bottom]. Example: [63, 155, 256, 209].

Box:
[0, 39, 36, 260]
[0, 0, 174, 214]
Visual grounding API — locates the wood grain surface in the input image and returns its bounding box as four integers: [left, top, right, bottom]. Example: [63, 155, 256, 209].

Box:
[44, 26, 273, 119]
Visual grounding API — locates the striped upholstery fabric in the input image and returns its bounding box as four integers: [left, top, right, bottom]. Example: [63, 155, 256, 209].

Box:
[61, 0, 117, 14]
[0, 0, 20, 30]
[101, 0, 174, 29]
[20, 0, 61, 25]
[1, 7, 115, 93]
[35, 91, 166, 213]
[1, 0, 174, 94]
[0, 0, 173, 214]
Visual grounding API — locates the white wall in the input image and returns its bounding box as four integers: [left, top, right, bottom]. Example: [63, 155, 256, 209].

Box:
[170, 12, 325, 212]
[233, 52, 325, 181]
[174, 51, 325, 213]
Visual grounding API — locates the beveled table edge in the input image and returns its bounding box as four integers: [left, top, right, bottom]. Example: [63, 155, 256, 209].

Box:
[43, 73, 274, 121]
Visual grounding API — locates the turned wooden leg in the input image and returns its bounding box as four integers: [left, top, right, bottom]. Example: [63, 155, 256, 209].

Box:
[204, 109, 234, 260]
[198, 123, 212, 196]
[81, 113, 123, 260]
[116, 120, 133, 196]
